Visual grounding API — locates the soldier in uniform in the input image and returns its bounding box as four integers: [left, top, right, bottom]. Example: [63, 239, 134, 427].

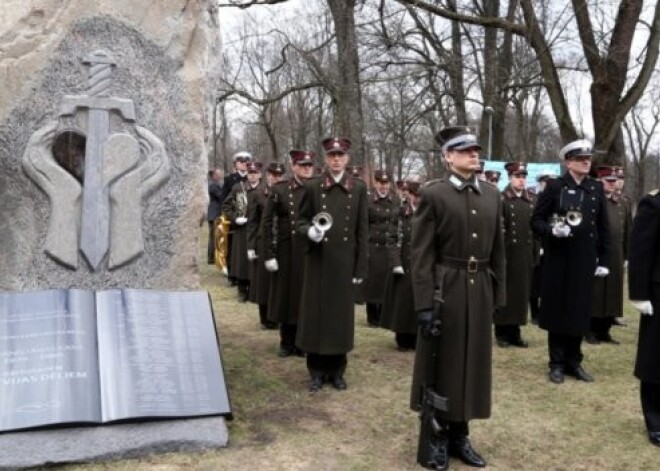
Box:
[222, 159, 254, 302]
[530, 171, 556, 325]
[219, 151, 251, 283]
[484, 169, 501, 187]
[628, 190, 660, 448]
[263, 150, 316, 357]
[247, 162, 285, 329]
[410, 126, 506, 469]
[587, 166, 632, 344]
[380, 180, 421, 351]
[494, 162, 535, 348]
[361, 170, 399, 327]
[531, 140, 610, 384]
[296, 137, 368, 392]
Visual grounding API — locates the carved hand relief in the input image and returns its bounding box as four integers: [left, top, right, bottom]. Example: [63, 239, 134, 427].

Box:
[21, 50, 171, 271]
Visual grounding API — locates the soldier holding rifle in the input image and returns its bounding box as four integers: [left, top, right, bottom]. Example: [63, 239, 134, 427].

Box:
[410, 126, 505, 470]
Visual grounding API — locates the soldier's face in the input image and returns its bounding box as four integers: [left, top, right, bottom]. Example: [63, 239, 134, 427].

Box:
[235, 160, 249, 172]
[374, 180, 390, 195]
[602, 179, 617, 194]
[267, 173, 284, 186]
[566, 155, 591, 176]
[444, 147, 481, 175]
[293, 163, 314, 179]
[247, 172, 261, 184]
[615, 179, 625, 191]
[510, 174, 527, 191]
[325, 152, 349, 174]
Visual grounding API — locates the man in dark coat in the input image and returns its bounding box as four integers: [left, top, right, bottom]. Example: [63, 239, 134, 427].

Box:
[222, 160, 253, 302]
[295, 137, 368, 392]
[219, 151, 251, 283]
[247, 162, 285, 329]
[628, 190, 660, 447]
[207, 168, 224, 264]
[495, 162, 535, 348]
[588, 166, 632, 344]
[361, 169, 399, 326]
[531, 139, 610, 384]
[529, 171, 557, 324]
[411, 126, 506, 470]
[262, 151, 315, 357]
[380, 180, 420, 351]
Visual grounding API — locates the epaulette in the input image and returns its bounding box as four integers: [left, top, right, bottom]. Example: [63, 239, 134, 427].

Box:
[648, 189, 660, 196]
[423, 178, 443, 187]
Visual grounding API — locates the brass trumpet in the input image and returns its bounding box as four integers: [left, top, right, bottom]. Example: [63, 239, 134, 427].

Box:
[312, 211, 333, 232]
[214, 215, 231, 275]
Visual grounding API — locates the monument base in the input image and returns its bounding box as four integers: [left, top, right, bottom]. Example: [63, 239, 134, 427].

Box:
[0, 416, 228, 470]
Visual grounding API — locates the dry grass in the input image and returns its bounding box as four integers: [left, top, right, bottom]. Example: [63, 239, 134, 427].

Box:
[58, 230, 658, 470]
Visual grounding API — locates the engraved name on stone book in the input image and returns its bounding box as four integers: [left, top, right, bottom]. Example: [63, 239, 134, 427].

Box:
[0, 289, 231, 433]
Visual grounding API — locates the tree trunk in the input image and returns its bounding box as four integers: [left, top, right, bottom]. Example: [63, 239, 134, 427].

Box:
[327, 0, 365, 164]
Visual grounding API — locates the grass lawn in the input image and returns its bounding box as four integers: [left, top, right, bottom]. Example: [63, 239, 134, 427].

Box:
[65, 230, 658, 470]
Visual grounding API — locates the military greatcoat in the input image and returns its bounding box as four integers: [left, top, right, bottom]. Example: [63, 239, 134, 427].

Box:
[495, 185, 536, 326]
[531, 173, 610, 335]
[591, 194, 631, 318]
[380, 200, 417, 335]
[295, 172, 369, 355]
[222, 181, 250, 281]
[358, 192, 399, 304]
[262, 178, 307, 325]
[247, 180, 270, 305]
[628, 192, 660, 382]
[410, 174, 506, 422]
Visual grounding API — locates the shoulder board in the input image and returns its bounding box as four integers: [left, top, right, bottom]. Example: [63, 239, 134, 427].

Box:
[648, 189, 660, 196]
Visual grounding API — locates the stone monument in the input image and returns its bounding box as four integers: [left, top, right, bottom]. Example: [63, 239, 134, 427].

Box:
[0, 0, 221, 290]
[0, 1, 228, 467]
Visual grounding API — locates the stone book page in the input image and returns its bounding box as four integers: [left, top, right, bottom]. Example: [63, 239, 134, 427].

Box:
[96, 289, 231, 422]
[0, 289, 102, 432]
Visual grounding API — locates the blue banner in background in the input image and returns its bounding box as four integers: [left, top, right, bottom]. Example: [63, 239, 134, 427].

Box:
[483, 161, 562, 192]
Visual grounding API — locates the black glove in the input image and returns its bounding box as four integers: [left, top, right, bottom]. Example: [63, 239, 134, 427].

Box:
[417, 309, 433, 329]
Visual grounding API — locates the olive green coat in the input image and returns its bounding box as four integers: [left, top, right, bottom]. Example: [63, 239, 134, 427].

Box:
[295, 172, 369, 354]
[357, 193, 400, 304]
[262, 178, 307, 325]
[410, 174, 506, 422]
[495, 186, 536, 326]
[247, 181, 270, 305]
[222, 181, 250, 281]
[380, 201, 417, 334]
[591, 195, 632, 318]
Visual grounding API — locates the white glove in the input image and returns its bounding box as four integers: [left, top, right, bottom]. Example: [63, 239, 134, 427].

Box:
[352, 278, 363, 285]
[392, 266, 405, 275]
[235, 216, 248, 225]
[307, 226, 325, 243]
[247, 249, 258, 261]
[264, 258, 279, 272]
[594, 266, 609, 277]
[624, 260, 628, 270]
[551, 223, 571, 238]
[630, 300, 654, 315]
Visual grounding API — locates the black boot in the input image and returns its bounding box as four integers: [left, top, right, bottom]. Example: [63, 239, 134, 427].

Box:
[419, 433, 448, 470]
[448, 436, 486, 467]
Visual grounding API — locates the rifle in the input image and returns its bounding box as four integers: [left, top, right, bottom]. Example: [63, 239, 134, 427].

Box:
[416, 288, 449, 468]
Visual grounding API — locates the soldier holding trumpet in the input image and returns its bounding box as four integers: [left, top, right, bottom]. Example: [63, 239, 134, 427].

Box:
[295, 137, 368, 392]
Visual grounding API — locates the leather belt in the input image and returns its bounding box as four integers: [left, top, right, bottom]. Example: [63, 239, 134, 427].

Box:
[438, 255, 490, 274]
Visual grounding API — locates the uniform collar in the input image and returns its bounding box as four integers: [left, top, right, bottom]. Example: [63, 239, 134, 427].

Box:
[562, 172, 596, 193]
[503, 184, 532, 202]
[448, 172, 481, 193]
[322, 170, 353, 191]
[373, 191, 391, 202]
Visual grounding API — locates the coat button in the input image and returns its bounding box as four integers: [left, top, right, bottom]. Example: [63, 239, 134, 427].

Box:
[472, 233, 478, 238]
[471, 209, 477, 214]
[343, 237, 348, 241]
[321, 194, 326, 198]
[324, 237, 328, 242]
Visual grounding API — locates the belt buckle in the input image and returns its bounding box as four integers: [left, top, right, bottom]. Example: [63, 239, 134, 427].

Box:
[467, 256, 478, 274]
